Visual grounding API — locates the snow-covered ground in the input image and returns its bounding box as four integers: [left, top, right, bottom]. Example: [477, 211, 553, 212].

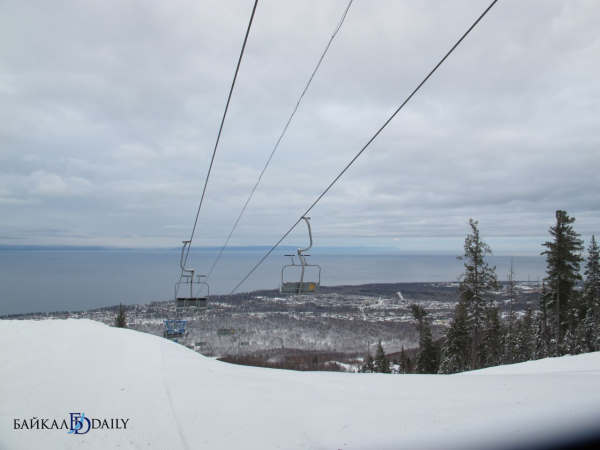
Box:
[1, 319, 599, 449]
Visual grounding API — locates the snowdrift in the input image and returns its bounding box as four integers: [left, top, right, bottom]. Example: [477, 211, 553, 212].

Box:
[1, 319, 599, 449]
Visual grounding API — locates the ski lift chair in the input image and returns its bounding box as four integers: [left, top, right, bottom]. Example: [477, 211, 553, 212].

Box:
[175, 240, 209, 308]
[163, 319, 187, 339]
[280, 217, 321, 294]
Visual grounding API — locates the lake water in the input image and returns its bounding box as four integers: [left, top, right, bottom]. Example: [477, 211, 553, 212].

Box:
[0, 249, 546, 315]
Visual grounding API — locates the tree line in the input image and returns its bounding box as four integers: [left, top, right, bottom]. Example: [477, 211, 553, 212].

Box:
[361, 210, 600, 374]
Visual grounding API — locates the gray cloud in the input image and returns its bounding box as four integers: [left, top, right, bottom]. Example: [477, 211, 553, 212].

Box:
[1, 0, 599, 253]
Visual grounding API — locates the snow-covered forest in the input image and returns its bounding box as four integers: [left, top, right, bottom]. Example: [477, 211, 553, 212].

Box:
[362, 211, 600, 376]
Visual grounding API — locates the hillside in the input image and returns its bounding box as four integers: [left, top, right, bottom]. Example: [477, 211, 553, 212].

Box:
[2, 281, 541, 357]
[1, 319, 599, 449]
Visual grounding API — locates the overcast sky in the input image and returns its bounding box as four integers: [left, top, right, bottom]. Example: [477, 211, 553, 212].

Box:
[1, 0, 599, 254]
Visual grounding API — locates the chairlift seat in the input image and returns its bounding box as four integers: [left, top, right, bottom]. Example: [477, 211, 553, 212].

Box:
[279, 216, 321, 295]
[163, 319, 187, 338]
[174, 240, 210, 308]
[176, 297, 207, 308]
[280, 281, 318, 294]
[164, 329, 185, 338]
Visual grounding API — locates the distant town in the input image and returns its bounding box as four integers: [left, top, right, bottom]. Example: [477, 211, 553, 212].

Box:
[3, 280, 541, 371]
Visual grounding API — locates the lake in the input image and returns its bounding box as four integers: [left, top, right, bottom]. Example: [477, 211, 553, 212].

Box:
[0, 249, 546, 315]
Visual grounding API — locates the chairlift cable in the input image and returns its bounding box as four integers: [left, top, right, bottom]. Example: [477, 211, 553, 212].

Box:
[207, 0, 354, 278]
[183, 0, 259, 268]
[229, 0, 499, 295]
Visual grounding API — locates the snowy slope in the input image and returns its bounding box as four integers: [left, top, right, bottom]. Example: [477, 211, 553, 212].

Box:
[1, 319, 599, 450]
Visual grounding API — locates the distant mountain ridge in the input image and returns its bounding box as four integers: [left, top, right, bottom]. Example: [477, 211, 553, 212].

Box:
[0, 244, 452, 255]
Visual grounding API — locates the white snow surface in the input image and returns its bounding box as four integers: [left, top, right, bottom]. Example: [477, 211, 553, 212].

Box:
[1, 319, 599, 450]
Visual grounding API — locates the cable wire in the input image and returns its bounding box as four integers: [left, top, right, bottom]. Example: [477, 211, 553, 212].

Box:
[207, 0, 354, 278]
[183, 0, 259, 268]
[229, 0, 499, 294]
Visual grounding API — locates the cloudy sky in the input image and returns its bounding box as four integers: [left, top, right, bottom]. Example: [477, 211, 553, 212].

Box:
[1, 0, 599, 254]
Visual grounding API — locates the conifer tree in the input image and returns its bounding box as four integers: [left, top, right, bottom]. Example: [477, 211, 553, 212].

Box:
[561, 327, 577, 355]
[583, 309, 597, 352]
[399, 346, 409, 374]
[574, 320, 588, 354]
[583, 235, 600, 349]
[503, 262, 520, 364]
[504, 327, 519, 364]
[360, 354, 375, 373]
[561, 308, 588, 355]
[505, 260, 517, 330]
[482, 306, 503, 367]
[458, 219, 498, 369]
[374, 341, 391, 373]
[534, 316, 549, 360]
[439, 302, 470, 374]
[515, 309, 535, 361]
[583, 235, 600, 306]
[541, 210, 583, 342]
[538, 281, 551, 354]
[410, 304, 439, 373]
[115, 303, 127, 328]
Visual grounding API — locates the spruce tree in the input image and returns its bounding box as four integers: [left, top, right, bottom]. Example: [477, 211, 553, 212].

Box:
[505, 260, 517, 332]
[535, 283, 553, 360]
[482, 306, 503, 367]
[534, 315, 550, 360]
[115, 303, 127, 328]
[583, 309, 597, 352]
[373, 341, 391, 373]
[439, 302, 470, 374]
[561, 308, 588, 355]
[574, 320, 588, 354]
[401, 351, 414, 374]
[399, 346, 409, 374]
[410, 304, 439, 374]
[538, 281, 551, 354]
[458, 219, 498, 369]
[515, 309, 535, 361]
[417, 330, 439, 374]
[583, 235, 600, 349]
[360, 354, 375, 373]
[503, 262, 519, 364]
[541, 210, 583, 342]
[583, 235, 600, 306]
[504, 326, 519, 364]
